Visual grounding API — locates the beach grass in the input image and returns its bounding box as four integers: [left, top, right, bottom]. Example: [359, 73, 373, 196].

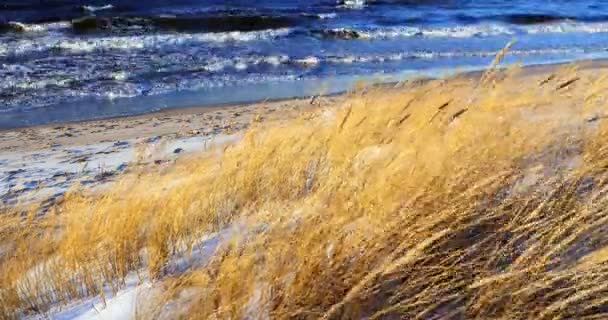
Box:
[3, 60, 608, 318]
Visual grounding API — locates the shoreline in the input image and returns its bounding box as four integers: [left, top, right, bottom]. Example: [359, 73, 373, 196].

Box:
[0, 94, 338, 134]
[0, 95, 337, 152]
[0, 95, 340, 206]
[2, 58, 608, 206]
[3, 57, 608, 132]
[5, 48, 608, 319]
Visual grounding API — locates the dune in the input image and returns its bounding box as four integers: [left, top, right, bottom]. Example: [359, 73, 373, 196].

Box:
[3, 59, 608, 319]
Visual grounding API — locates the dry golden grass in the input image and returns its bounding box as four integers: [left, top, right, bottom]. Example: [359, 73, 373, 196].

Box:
[3, 60, 608, 319]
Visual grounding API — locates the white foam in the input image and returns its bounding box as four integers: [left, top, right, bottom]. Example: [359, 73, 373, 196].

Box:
[0, 46, 585, 100]
[339, 0, 366, 9]
[197, 55, 290, 72]
[4, 21, 608, 59]
[361, 24, 515, 39]
[329, 22, 608, 41]
[14, 78, 72, 90]
[295, 56, 320, 65]
[110, 71, 129, 81]
[5, 21, 70, 33]
[0, 28, 293, 56]
[1, 63, 34, 74]
[103, 91, 138, 100]
[234, 60, 249, 70]
[83, 4, 115, 12]
[203, 58, 233, 72]
[54, 38, 145, 53]
[264, 55, 289, 66]
[317, 13, 338, 19]
[524, 21, 608, 34]
[322, 47, 583, 65]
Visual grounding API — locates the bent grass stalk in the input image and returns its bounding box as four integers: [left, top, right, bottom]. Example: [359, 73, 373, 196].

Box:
[2, 56, 608, 318]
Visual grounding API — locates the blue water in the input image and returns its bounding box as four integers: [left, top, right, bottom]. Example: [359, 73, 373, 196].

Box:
[2, 0, 608, 127]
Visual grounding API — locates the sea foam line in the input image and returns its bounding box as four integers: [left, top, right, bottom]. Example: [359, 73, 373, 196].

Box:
[0, 28, 293, 56]
[326, 21, 608, 40]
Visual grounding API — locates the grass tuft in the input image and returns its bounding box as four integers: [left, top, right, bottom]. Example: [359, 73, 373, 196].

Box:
[3, 61, 608, 318]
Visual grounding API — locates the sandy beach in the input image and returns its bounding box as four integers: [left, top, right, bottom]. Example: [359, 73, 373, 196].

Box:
[0, 95, 340, 207]
[4, 55, 608, 318]
[8, 0, 608, 318]
[3, 59, 608, 208]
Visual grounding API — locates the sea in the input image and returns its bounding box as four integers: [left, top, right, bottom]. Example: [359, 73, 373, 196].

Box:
[2, 0, 608, 127]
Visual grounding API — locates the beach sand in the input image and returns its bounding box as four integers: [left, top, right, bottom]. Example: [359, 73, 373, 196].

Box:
[0, 96, 341, 207]
[2, 59, 608, 208]
[5, 57, 608, 319]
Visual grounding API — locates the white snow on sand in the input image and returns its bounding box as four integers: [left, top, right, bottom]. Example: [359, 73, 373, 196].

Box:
[24, 227, 238, 320]
[8, 133, 242, 319]
[49, 280, 147, 320]
[0, 133, 239, 206]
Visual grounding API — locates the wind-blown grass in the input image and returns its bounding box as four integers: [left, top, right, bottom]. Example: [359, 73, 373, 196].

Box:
[3, 61, 608, 319]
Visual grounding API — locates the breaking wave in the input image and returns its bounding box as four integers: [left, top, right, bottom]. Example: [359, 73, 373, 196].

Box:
[82, 4, 115, 13]
[314, 22, 608, 40]
[0, 28, 293, 56]
[0, 21, 70, 33]
[337, 0, 366, 9]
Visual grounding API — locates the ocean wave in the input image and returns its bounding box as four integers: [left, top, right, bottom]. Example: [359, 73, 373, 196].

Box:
[0, 21, 70, 34]
[312, 28, 365, 39]
[82, 4, 114, 13]
[6, 17, 608, 45]
[91, 86, 142, 100]
[317, 13, 338, 20]
[187, 55, 290, 73]
[338, 0, 366, 9]
[4, 21, 607, 58]
[0, 72, 304, 112]
[322, 48, 586, 64]
[168, 47, 590, 72]
[0, 28, 293, 56]
[11, 78, 73, 90]
[0, 51, 443, 94]
[525, 22, 608, 34]
[70, 14, 299, 34]
[315, 25, 514, 40]
[0, 45, 597, 113]
[203, 47, 589, 71]
[315, 21, 608, 40]
[293, 56, 321, 66]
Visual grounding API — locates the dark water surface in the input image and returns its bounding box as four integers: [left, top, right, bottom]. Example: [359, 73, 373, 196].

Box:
[2, 0, 608, 127]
